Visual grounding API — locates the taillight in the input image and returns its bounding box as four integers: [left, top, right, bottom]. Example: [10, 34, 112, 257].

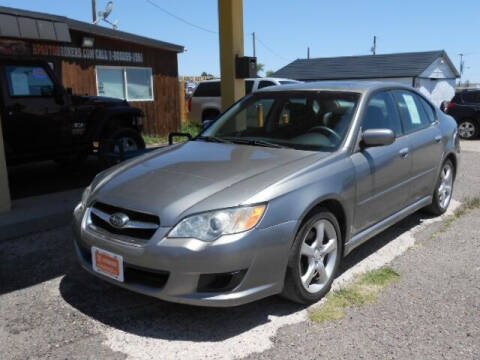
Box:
[188, 97, 192, 112]
[446, 102, 456, 111]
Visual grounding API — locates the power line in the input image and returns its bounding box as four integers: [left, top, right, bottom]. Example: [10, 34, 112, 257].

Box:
[144, 0, 217, 35]
[256, 37, 290, 62]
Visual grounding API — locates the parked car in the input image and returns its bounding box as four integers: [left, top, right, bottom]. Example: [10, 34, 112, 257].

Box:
[185, 82, 197, 98]
[73, 81, 459, 307]
[0, 58, 145, 166]
[188, 77, 301, 123]
[444, 89, 480, 139]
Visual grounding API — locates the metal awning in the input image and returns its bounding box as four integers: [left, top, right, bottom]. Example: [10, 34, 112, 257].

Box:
[0, 13, 71, 43]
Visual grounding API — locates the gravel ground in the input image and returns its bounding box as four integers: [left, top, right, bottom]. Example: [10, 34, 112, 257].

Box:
[0, 145, 479, 360]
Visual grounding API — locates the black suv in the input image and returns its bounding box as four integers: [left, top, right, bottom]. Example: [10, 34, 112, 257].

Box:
[0, 59, 145, 166]
[444, 89, 480, 139]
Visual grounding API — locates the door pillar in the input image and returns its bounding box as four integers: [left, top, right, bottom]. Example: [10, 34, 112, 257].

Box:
[0, 114, 11, 214]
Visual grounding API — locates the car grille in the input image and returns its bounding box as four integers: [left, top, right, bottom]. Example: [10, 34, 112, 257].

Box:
[78, 244, 169, 289]
[88, 201, 160, 243]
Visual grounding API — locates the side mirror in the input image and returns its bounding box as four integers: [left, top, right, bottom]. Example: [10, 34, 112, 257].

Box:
[362, 129, 395, 147]
[202, 119, 213, 130]
[54, 86, 65, 105]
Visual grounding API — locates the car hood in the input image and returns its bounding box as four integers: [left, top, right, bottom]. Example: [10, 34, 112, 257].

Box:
[71, 95, 128, 106]
[92, 141, 319, 226]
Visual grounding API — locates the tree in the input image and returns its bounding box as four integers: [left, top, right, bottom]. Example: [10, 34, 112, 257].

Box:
[201, 71, 214, 78]
[256, 63, 265, 76]
[266, 70, 275, 77]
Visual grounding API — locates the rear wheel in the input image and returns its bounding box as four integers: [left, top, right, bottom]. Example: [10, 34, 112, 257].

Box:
[424, 159, 455, 216]
[457, 119, 478, 139]
[281, 210, 342, 304]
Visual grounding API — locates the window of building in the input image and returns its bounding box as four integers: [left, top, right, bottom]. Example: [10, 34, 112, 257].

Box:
[5, 65, 54, 97]
[96, 66, 153, 101]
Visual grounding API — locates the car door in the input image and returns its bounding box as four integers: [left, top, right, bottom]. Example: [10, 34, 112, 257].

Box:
[392, 90, 443, 204]
[1, 63, 68, 153]
[351, 90, 411, 233]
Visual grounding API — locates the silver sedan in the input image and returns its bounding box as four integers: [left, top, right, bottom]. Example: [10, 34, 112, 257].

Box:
[73, 81, 459, 306]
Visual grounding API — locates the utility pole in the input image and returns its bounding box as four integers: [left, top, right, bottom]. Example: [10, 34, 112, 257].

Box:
[252, 32, 256, 57]
[307, 47, 310, 59]
[371, 35, 376, 55]
[92, 0, 97, 23]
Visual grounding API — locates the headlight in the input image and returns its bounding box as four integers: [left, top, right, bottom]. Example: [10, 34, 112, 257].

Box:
[80, 185, 92, 207]
[168, 204, 266, 242]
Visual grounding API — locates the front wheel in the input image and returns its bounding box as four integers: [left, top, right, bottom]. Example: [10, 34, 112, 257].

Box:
[99, 128, 145, 167]
[457, 119, 478, 139]
[281, 210, 342, 304]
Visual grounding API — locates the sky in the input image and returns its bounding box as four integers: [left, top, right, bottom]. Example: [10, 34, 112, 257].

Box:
[1, 0, 480, 82]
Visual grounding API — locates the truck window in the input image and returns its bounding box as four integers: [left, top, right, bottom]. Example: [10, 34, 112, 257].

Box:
[5, 65, 54, 97]
[194, 81, 221, 97]
[258, 81, 276, 89]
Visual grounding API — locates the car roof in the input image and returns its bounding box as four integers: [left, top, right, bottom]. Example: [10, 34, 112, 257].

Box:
[256, 80, 414, 94]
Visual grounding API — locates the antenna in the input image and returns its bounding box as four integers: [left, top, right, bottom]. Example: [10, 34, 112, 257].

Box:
[95, 1, 119, 29]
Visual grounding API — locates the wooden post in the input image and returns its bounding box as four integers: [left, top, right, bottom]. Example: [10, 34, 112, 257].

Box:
[0, 114, 11, 214]
[178, 80, 186, 124]
[218, 0, 245, 111]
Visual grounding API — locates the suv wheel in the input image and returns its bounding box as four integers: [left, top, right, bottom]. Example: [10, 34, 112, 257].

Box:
[99, 128, 145, 166]
[281, 210, 342, 304]
[202, 110, 220, 122]
[458, 119, 478, 139]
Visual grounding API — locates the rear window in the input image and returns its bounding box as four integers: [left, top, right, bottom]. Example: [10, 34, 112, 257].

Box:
[193, 81, 220, 97]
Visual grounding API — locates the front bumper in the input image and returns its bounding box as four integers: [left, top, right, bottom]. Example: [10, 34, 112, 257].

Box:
[72, 204, 297, 307]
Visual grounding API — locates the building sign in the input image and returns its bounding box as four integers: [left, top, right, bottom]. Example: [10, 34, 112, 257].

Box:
[32, 44, 144, 63]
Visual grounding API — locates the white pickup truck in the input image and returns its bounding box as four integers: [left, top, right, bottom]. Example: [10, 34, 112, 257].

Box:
[188, 77, 301, 123]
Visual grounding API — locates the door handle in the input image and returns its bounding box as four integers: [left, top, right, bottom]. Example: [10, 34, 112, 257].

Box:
[399, 148, 409, 159]
[434, 135, 442, 143]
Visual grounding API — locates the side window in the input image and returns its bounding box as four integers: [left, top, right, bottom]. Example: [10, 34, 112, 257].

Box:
[394, 90, 431, 133]
[462, 92, 479, 104]
[5, 65, 54, 97]
[193, 81, 221, 97]
[363, 91, 402, 136]
[245, 80, 254, 94]
[258, 81, 276, 89]
[418, 96, 436, 123]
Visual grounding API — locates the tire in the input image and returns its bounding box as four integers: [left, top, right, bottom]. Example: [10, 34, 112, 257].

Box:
[424, 159, 455, 216]
[457, 119, 478, 140]
[281, 209, 343, 304]
[99, 127, 145, 167]
[202, 109, 220, 122]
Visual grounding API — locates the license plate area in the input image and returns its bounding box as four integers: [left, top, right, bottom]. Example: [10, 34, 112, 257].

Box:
[91, 246, 124, 282]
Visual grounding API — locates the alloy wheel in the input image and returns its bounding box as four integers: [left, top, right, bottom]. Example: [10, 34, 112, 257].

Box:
[458, 121, 476, 139]
[438, 162, 453, 209]
[299, 219, 338, 293]
[113, 137, 139, 153]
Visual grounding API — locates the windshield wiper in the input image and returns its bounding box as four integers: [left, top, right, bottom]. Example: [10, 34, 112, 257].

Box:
[225, 138, 286, 149]
[195, 136, 232, 144]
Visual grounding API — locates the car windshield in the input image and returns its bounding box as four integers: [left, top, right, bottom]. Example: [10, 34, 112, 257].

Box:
[200, 91, 360, 151]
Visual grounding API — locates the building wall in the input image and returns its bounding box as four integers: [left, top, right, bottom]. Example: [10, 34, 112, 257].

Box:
[32, 31, 180, 136]
[416, 78, 456, 106]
